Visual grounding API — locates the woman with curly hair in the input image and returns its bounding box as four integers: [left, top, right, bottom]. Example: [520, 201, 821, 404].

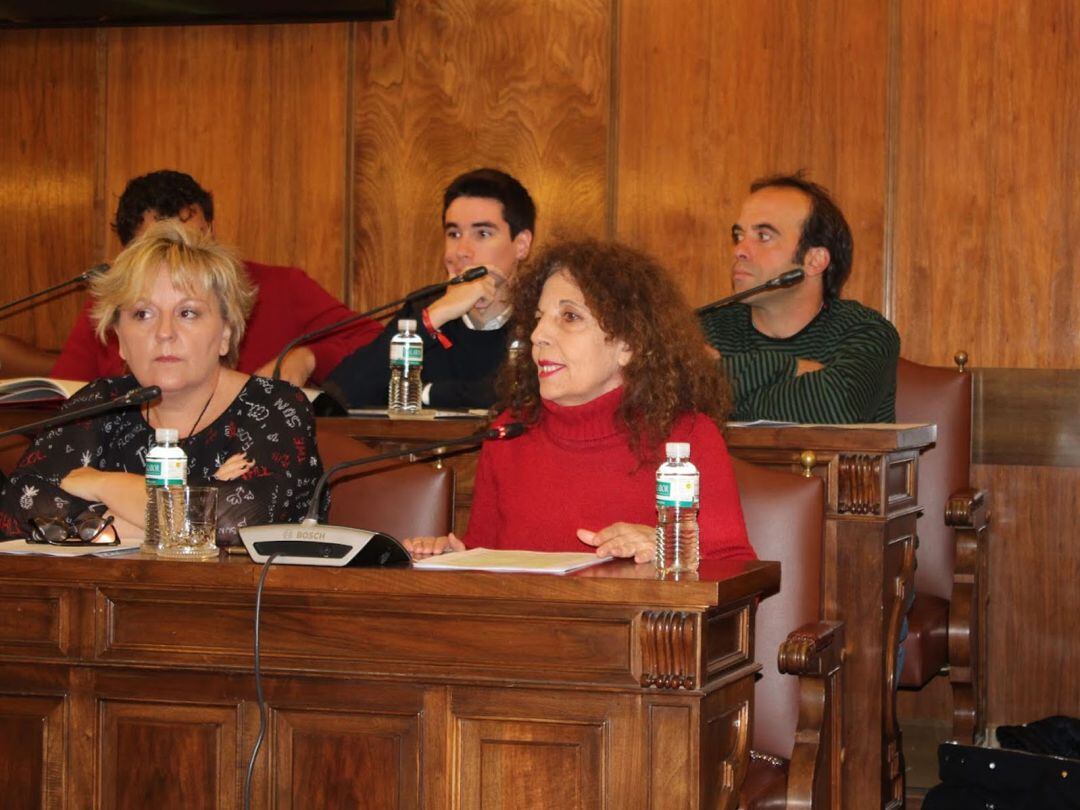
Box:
[405, 239, 753, 564]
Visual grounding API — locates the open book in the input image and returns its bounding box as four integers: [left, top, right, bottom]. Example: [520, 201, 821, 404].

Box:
[0, 378, 87, 404]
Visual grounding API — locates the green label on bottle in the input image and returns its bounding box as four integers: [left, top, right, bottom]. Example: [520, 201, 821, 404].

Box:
[390, 344, 423, 367]
[146, 458, 186, 487]
[656, 477, 698, 508]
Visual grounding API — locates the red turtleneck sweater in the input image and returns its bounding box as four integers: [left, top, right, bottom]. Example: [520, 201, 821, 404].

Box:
[464, 388, 754, 560]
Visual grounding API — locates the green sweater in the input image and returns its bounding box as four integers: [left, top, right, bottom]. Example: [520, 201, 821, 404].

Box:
[699, 299, 900, 423]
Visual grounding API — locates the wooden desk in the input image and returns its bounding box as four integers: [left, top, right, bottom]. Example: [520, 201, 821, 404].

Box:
[0, 553, 777, 810]
[323, 416, 935, 809]
[726, 423, 934, 810]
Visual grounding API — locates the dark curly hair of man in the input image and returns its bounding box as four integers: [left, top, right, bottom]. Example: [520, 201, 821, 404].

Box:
[112, 169, 215, 246]
[497, 239, 732, 462]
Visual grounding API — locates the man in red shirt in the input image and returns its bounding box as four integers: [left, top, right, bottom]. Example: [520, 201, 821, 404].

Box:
[50, 169, 381, 387]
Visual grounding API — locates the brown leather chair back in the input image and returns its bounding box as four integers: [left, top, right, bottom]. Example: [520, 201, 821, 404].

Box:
[316, 427, 454, 541]
[894, 358, 972, 601]
[733, 457, 825, 761]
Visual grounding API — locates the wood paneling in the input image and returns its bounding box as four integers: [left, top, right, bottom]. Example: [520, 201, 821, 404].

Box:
[615, 0, 889, 310]
[888, 2, 1080, 730]
[973, 368, 1080, 466]
[0, 555, 776, 809]
[103, 701, 236, 809]
[103, 23, 352, 296]
[0, 29, 100, 349]
[275, 709, 420, 809]
[1, 0, 1079, 748]
[0, 695, 66, 810]
[892, 1, 1080, 368]
[975, 463, 1080, 724]
[350, 0, 611, 311]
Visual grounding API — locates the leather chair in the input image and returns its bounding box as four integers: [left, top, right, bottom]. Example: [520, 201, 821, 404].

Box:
[894, 354, 989, 743]
[733, 457, 843, 809]
[316, 426, 455, 540]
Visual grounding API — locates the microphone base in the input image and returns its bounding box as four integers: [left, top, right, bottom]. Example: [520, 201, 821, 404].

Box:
[238, 523, 412, 567]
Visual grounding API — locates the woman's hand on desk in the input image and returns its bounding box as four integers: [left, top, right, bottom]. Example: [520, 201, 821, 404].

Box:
[577, 523, 656, 563]
[403, 532, 465, 558]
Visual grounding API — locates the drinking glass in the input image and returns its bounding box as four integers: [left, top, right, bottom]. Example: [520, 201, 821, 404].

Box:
[155, 486, 218, 560]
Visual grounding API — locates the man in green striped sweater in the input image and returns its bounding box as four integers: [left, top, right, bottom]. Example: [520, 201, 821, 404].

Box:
[699, 173, 900, 423]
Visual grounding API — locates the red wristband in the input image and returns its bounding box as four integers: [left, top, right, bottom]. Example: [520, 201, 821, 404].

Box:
[421, 307, 453, 349]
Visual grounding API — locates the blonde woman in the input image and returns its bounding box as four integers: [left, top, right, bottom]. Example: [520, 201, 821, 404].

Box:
[0, 221, 322, 546]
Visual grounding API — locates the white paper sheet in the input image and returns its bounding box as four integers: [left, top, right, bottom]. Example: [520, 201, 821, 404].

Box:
[0, 539, 143, 556]
[412, 547, 612, 574]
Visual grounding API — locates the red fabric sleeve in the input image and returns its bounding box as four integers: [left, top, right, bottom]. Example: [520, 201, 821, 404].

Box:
[50, 299, 125, 380]
[462, 442, 499, 548]
[50, 262, 382, 386]
[244, 264, 382, 384]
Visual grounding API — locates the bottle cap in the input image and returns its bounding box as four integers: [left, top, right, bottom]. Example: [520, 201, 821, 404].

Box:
[155, 428, 179, 443]
[398, 319, 417, 332]
[665, 442, 690, 459]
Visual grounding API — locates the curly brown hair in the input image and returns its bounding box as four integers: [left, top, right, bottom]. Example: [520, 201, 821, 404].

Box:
[496, 239, 732, 461]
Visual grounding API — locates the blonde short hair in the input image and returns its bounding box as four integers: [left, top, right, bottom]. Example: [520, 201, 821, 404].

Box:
[91, 220, 256, 367]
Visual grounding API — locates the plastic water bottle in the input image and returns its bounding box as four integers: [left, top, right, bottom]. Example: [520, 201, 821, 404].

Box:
[388, 318, 423, 413]
[144, 428, 187, 552]
[655, 442, 700, 574]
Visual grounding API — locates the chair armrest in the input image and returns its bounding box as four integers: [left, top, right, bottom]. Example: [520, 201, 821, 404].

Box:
[780, 620, 845, 809]
[945, 487, 989, 531]
[945, 487, 991, 742]
[778, 620, 844, 676]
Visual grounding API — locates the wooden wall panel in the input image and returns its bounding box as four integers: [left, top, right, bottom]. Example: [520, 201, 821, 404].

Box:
[350, 0, 611, 311]
[1, 0, 1078, 743]
[0, 29, 100, 349]
[103, 23, 352, 297]
[974, 463, 1080, 724]
[615, 0, 889, 311]
[892, 1, 1080, 368]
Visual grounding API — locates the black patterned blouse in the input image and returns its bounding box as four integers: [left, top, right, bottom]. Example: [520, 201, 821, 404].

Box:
[0, 375, 323, 545]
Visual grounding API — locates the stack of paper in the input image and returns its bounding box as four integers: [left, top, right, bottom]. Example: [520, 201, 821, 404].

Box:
[413, 547, 611, 574]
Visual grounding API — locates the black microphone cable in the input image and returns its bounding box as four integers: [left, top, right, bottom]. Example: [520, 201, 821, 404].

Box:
[243, 552, 280, 810]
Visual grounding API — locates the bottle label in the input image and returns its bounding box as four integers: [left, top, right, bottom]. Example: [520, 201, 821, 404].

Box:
[146, 457, 187, 486]
[656, 476, 698, 507]
[390, 343, 423, 367]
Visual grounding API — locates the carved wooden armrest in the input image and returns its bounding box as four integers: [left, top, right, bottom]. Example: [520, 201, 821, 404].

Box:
[945, 486, 990, 742]
[780, 620, 845, 809]
[777, 620, 844, 677]
[945, 487, 989, 532]
[945, 487, 989, 585]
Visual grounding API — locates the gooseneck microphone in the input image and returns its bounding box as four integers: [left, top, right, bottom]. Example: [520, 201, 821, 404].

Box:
[239, 421, 524, 567]
[270, 266, 489, 381]
[695, 268, 805, 316]
[0, 263, 108, 318]
[0, 385, 161, 443]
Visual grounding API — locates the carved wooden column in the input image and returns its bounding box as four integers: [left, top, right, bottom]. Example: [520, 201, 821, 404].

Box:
[726, 423, 933, 810]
